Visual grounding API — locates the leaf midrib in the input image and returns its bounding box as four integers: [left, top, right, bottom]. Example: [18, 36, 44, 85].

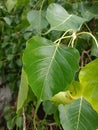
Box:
[40, 44, 59, 100]
[49, 15, 72, 30]
[76, 96, 83, 130]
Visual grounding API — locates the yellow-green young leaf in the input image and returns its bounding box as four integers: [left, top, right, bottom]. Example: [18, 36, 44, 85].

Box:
[50, 91, 74, 104]
[79, 58, 98, 112]
[68, 81, 83, 99]
[17, 69, 28, 114]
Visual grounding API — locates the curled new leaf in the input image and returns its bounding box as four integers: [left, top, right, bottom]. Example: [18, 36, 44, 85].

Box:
[68, 81, 82, 99]
[50, 90, 74, 104]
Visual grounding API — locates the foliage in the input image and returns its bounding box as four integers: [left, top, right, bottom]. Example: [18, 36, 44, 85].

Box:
[4, 105, 23, 130]
[0, 0, 24, 91]
[1, 0, 98, 130]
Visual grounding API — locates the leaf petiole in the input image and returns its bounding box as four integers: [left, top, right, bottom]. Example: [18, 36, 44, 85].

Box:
[54, 29, 74, 44]
[77, 32, 98, 48]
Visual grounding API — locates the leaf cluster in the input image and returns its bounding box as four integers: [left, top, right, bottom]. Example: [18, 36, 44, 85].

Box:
[1, 0, 98, 130]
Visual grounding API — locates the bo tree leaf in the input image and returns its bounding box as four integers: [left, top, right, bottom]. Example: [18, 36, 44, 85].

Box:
[46, 3, 86, 32]
[23, 36, 79, 101]
[58, 97, 98, 130]
[79, 58, 98, 112]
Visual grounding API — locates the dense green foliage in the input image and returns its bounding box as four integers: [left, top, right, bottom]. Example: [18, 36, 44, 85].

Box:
[0, 0, 98, 130]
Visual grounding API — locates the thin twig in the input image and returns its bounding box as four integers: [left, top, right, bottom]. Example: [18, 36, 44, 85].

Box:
[23, 108, 26, 130]
[80, 49, 92, 67]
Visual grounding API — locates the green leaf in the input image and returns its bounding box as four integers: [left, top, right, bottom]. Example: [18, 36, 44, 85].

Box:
[16, 0, 29, 7]
[75, 2, 95, 21]
[27, 10, 48, 30]
[89, 2, 98, 19]
[23, 36, 79, 101]
[17, 69, 28, 114]
[7, 119, 15, 130]
[6, 0, 16, 12]
[79, 58, 98, 112]
[43, 100, 57, 115]
[3, 17, 12, 25]
[46, 3, 86, 32]
[91, 45, 98, 57]
[58, 98, 98, 130]
[91, 36, 98, 57]
[16, 116, 23, 128]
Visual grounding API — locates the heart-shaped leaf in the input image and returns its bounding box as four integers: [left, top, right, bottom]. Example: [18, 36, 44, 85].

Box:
[23, 36, 79, 101]
[79, 58, 98, 112]
[58, 98, 98, 130]
[46, 3, 86, 32]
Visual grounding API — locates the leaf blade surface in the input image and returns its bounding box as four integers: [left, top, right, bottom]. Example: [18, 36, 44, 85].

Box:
[79, 58, 98, 112]
[46, 3, 86, 32]
[23, 36, 79, 100]
[58, 97, 98, 130]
